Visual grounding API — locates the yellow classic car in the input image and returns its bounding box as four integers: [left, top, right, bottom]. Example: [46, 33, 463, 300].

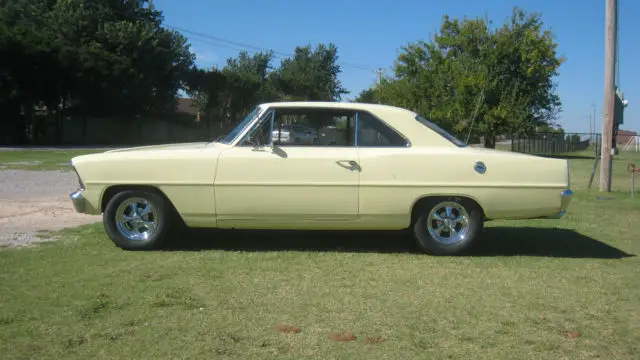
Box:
[69, 101, 573, 255]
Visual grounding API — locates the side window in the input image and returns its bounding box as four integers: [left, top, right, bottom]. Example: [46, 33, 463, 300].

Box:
[238, 110, 273, 147]
[272, 108, 355, 147]
[356, 111, 408, 147]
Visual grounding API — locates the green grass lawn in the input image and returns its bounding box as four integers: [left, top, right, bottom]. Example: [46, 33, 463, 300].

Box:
[1, 150, 639, 359]
[0, 149, 105, 171]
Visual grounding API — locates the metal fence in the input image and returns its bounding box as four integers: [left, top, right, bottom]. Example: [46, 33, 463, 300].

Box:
[511, 132, 601, 155]
[506, 132, 639, 156]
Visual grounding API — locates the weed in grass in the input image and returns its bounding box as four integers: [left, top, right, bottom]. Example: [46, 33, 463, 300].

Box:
[63, 335, 88, 350]
[364, 335, 387, 344]
[140, 271, 172, 282]
[151, 287, 203, 309]
[0, 314, 19, 325]
[273, 324, 302, 333]
[77, 293, 121, 321]
[99, 327, 136, 342]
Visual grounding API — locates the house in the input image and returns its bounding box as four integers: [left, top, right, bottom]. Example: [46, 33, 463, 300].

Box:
[176, 98, 201, 122]
[616, 129, 638, 146]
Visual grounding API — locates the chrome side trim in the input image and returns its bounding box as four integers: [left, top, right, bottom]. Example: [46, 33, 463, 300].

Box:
[267, 110, 275, 146]
[354, 111, 359, 146]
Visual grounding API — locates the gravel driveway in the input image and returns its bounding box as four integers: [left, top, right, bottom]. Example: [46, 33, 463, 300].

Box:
[0, 169, 100, 246]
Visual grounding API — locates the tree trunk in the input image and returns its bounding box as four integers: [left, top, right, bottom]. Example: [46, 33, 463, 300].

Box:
[483, 134, 496, 149]
[23, 103, 34, 145]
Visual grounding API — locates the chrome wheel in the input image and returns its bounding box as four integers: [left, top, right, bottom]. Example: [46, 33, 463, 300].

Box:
[426, 201, 470, 245]
[114, 197, 161, 241]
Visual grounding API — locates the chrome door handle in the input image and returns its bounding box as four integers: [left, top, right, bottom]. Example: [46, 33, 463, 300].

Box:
[336, 160, 361, 171]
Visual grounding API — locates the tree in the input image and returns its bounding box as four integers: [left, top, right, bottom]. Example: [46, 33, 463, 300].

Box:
[361, 8, 564, 148]
[269, 43, 348, 101]
[354, 88, 377, 103]
[0, 0, 195, 144]
[187, 43, 350, 132]
[49, 0, 195, 116]
[220, 51, 274, 122]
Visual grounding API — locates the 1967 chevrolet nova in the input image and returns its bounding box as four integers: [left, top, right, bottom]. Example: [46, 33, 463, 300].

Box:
[69, 101, 573, 255]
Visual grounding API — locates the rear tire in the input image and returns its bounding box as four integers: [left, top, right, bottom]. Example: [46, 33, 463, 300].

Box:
[103, 189, 173, 250]
[413, 197, 483, 255]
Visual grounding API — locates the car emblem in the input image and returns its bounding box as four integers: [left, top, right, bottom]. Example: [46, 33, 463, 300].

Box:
[474, 161, 486, 174]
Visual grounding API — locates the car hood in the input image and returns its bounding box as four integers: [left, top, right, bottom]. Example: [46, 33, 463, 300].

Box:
[104, 141, 213, 153]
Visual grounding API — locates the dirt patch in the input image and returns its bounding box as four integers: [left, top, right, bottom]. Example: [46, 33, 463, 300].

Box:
[328, 331, 357, 342]
[566, 331, 581, 339]
[0, 198, 99, 246]
[0, 169, 100, 247]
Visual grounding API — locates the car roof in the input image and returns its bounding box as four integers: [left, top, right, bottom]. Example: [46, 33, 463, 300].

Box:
[259, 101, 416, 115]
[257, 101, 457, 148]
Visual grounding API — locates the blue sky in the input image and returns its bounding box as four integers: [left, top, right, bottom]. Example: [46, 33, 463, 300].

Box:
[155, 0, 639, 134]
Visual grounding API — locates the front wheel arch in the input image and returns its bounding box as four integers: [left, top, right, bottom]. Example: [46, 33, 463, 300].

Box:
[101, 185, 188, 232]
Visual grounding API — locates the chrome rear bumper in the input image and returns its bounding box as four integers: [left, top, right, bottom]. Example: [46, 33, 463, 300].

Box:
[547, 189, 574, 219]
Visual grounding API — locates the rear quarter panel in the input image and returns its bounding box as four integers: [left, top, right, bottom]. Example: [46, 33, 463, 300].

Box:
[358, 147, 569, 227]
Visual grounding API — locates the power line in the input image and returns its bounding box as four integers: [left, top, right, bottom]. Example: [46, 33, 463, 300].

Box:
[163, 24, 379, 73]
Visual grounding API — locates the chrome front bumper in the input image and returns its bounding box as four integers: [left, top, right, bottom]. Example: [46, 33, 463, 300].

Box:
[70, 190, 86, 213]
[547, 189, 574, 219]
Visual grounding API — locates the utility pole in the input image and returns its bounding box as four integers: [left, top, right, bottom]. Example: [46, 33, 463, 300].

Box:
[376, 68, 384, 104]
[589, 109, 595, 144]
[376, 68, 383, 85]
[592, 103, 596, 138]
[600, 0, 617, 192]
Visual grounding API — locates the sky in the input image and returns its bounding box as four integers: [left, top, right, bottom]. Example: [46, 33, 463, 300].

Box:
[154, 0, 639, 134]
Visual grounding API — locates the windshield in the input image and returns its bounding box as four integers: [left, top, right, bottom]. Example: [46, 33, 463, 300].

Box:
[217, 106, 262, 144]
[415, 115, 467, 147]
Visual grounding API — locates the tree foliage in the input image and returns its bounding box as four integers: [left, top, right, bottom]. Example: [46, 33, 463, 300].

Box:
[361, 8, 564, 148]
[1, 0, 196, 143]
[187, 43, 349, 126]
[2, 2, 562, 147]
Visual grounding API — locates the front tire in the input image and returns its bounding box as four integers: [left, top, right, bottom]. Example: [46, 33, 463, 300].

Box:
[103, 190, 173, 250]
[413, 197, 483, 255]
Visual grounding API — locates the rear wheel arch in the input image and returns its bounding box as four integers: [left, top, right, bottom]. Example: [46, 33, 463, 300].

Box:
[409, 195, 486, 226]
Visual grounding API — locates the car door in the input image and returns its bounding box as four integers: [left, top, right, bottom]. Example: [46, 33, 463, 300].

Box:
[355, 110, 412, 229]
[214, 107, 360, 228]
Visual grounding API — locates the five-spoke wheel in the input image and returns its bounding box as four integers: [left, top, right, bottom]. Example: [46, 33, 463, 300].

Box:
[413, 197, 483, 255]
[103, 190, 173, 250]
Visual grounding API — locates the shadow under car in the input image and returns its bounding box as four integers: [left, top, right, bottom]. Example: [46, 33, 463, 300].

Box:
[160, 227, 633, 259]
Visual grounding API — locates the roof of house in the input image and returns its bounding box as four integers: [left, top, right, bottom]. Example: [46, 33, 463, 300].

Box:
[617, 129, 637, 136]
